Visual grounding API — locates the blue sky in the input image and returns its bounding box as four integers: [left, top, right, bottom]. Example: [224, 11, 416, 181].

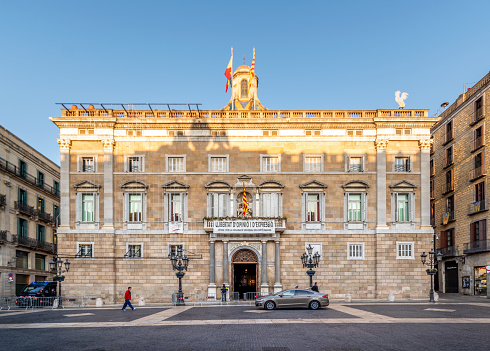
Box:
[1, 0, 489, 164]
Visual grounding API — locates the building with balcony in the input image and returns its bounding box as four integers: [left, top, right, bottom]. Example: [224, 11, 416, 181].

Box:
[0, 126, 60, 296]
[50, 66, 436, 303]
[431, 71, 490, 297]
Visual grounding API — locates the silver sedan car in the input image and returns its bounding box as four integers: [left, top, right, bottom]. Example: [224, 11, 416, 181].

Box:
[255, 289, 329, 310]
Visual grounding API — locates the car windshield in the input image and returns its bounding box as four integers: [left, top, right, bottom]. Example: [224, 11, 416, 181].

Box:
[21, 284, 46, 294]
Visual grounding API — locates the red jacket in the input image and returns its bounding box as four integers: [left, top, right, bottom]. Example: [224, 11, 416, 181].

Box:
[124, 290, 131, 300]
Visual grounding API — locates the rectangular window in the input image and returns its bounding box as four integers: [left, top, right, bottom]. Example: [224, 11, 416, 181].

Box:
[127, 130, 142, 137]
[394, 157, 410, 172]
[79, 129, 94, 135]
[349, 157, 363, 172]
[430, 179, 434, 199]
[445, 169, 454, 193]
[474, 97, 483, 122]
[168, 244, 184, 257]
[53, 181, 60, 196]
[37, 171, 44, 187]
[396, 242, 414, 259]
[304, 156, 322, 173]
[17, 218, 28, 237]
[305, 130, 320, 136]
[474, 125, 484, 150]
[263, 130, 278, 136]
[430, 158, 434, 176]
[16, 250, 28, 269]
[470, 219, 487, 243]
[37, 197, 45, 212]
[475, 182, 485, 203]
[347, 243, 365, 260]
[445, 121, 453, 143]
[396, 129, 411, 135]
[261, 156, 279, 172]
[128, 156, 142, 172]
[261, 192, 280, 217]
[211, 130, 227, 137]
[210, 193, 228, 217]
[81, 194, 94, 222]
[474, 152, 484, 178]
[128, 194, 142, 222]
[210, 157, 227, 173]
[127, 244, 142, 258]
[19, 160, 27, 178]
[169, 193, 182, 222]
[396, 193, 410, 222]
[18, 188, 27, 204]
[35, 254, 45, 271]
[445, 146, 453, 166]
[347, 130, 362, 136]
[36, 224, 45, 242]
[53, 204, 60, 219]
[430, 203, 436, 226]
[168, 157, 185, 172]
[348, 193, 362, 221]
[81, 157, 95, 172]
[77, 243, 93, 258]
[307, 194, 320, 222]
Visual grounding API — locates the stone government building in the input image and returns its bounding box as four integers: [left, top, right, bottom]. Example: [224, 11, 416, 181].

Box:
[50, 66, 436, 303]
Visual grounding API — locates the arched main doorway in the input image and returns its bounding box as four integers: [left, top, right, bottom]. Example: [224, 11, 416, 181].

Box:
[232, 249, 257, 299]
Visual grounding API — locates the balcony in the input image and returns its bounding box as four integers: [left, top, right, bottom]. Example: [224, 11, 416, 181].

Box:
[463, 239, 490, 254]
[15, 201, 35, 217]
[0, 158, 60, 198]
[468, 199, 488, 215]
[348, 164, 363, 172]
[0, 230, 7, 242]
[204, 218, 286, 237]
[473, 135, 484, 152]
[13, 235, 56, 253]
[441, 210, 455, 225]
[441, 183, 454, 195]
[471, 166, 486, 181]
[35, 209, 55, 225]
[437, 246, 459, 258]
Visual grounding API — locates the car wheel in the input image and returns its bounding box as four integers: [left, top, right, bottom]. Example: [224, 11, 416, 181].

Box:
[264, 301, 276, 310]
[309, 300, 320, 310]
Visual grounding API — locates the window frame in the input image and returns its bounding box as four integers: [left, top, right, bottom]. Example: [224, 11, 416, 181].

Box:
[208, 192, 230, 217]
[445, 145, 453, 167]
[77, 242, 94, 258]
[126, 243, 143, 259]
[124, 155, 145, 173]
[396, 241, 414, 259]
[77, 155, 97, 172]
[347, 243, 365, 260]
[36, 224, 45, 242]
[208, 155, 229, 173]
[346, 155, 365, 172]
[166, 155, 186, 173]
[393, 156, 412, 172]
[168, 243, 184, 257]
[260, 154, 281, 173]
[303, 154, 323, 173]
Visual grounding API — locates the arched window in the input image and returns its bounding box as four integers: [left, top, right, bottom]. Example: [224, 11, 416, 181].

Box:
[241, 79, 248, 98]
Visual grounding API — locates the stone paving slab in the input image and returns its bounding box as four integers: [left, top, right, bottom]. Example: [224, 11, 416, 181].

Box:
[0, 307, 166, 324]
[347, 303, 490, 319]
[164, 305, 358, 321]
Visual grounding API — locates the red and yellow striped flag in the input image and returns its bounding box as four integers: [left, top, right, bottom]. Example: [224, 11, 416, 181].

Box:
[224, 48, 233, 92]
[242, 188, 248, 215]
[249, 48, 255, 91]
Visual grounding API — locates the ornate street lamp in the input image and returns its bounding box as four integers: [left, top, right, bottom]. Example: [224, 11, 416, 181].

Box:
[420, 249, 443, 302]
[168, 246, 189, 306]
[49, 255, 70, 306]
[300, 244, 321, 289]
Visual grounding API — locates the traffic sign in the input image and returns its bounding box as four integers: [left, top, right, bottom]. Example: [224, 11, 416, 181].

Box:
[8, 273, 13, 281]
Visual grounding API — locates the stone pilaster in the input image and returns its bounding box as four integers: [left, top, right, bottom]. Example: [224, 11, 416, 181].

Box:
[260, 241, 269, 294]
[273, 240, 282, 293]
[208, 240, 217, 298]
[222, 241, 229, 285]
[375, 139, 389, 229]
[57, 139, 71, 228]
[101, 139, 115, 229]
[419, 139, 432, 228]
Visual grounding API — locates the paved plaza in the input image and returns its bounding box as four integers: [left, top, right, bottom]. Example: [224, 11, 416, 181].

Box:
[0, 296, 489, 351]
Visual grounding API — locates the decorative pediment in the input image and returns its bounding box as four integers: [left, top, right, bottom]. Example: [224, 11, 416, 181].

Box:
[389, 180, 418, 189]
[234, 175, 255, 188]
[204, 180, 232, 189]
[299, 180, 328, 190]
[162, 180, 190, 190]
[342, 180, 370, 189]
[258, 180, 284, 189]
[120, 180, 148, 190]
[73, 180, 101, 190]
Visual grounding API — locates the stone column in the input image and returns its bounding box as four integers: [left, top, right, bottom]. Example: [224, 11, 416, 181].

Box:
[260, 241, 269, 294]
[208, 240, 217, 298]
[273, 240, 282, 293]
[375, 139, 389, 229]
[101, 139, 115, 229]
[57, 139, 71, 228]
[419, 139, 432, 228]
[222, 241, 229, 285]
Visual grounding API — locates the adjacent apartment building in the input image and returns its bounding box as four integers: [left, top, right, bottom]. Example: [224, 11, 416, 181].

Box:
[50, 65, 436, 303]
[0, 126, 60, 296]
[432, 71, 490, 297]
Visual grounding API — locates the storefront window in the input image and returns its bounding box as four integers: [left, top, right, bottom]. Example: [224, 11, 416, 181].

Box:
[474, 267, 487, 296]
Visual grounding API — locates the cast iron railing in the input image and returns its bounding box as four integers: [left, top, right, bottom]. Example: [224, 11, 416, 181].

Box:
[463, 239, 490, 254]
[13, 234, 56, 253]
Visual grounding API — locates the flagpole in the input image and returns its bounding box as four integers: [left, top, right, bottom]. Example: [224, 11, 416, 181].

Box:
[253, 48, 256, 111]
[231, 46, 234, 111]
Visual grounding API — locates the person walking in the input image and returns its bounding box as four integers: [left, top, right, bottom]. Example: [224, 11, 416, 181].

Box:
[122, 287, 135, 311]
[311, 282, 319, 292]
[221, 284, 228, 302]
